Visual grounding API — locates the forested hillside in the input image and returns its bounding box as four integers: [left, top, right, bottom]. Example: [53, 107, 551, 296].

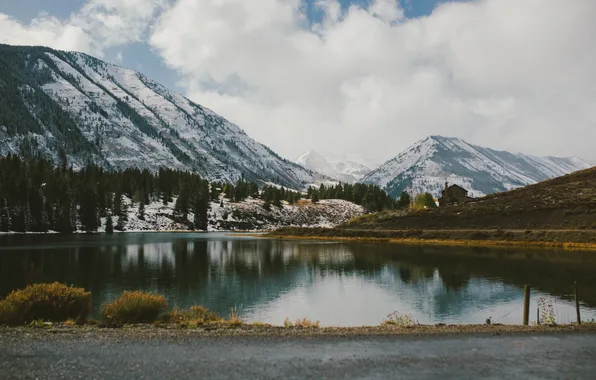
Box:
[0, 44, 319, 189]
[0, 156, 396, 233]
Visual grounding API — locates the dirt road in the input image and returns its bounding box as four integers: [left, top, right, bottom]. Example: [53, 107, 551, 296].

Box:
[1, 330, 595, 379]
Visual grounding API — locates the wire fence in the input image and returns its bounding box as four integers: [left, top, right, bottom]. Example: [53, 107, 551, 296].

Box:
[499, 275, 596, 325]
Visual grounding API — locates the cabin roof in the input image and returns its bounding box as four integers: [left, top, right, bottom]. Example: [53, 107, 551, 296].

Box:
[441, 184, 469, 195]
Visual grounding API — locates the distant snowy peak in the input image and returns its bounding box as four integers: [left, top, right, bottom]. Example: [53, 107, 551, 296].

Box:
[0, 44, 316, 189]
[295, 150, 373, 184]
[362, 135, 590, 198]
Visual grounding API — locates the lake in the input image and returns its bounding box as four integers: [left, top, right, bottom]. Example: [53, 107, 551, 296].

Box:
[1, 232, 595, 326]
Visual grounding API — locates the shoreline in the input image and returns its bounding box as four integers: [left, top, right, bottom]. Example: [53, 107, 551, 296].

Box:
[264, 234, 596, 251]
[264, 227, 596, 251]
[0, 229, 269, 236]
[5, 228, 595, 251]
[2, 323, 596, 337]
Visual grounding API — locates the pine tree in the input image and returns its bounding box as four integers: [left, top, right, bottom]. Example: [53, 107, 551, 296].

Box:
[105, 214, 114, 234]
[114, 191, 122, 216]
[115, 194, 128, 231]
[0, 198, 11, 232]
[272, 191, 282, 208]
[23, 202, 32, 232]
[311, 190, 319, 204]
[193, 194, 209, 231]
[79, 185, 99, 232]
[174, 187, 190, 220]
[398, 191, 411, 208]
[138, 201, 145, 220]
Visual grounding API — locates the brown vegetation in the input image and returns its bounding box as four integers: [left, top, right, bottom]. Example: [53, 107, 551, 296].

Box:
[101, 291, 168, 326]
[0, 283, 91, 325]
[269, 167, 596, 246]
[345, 167, 596, 231]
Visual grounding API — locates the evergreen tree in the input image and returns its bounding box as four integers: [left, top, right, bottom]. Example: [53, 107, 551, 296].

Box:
[311, 190, 320, 203]
[138, 201, 145, 220]
[193, 194, 209, 231]
[174, 186, 190, 220]
[398, 191, 411, 208]
[113, 191, 122, 216]
[272, 191, 282, 208]
[105, 214, 114, 234]
[0, 198, 11, 232]
[79, 185, 98, 232]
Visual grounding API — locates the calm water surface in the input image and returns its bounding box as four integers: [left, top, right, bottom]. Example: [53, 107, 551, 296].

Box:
[1, 232, 596, 326]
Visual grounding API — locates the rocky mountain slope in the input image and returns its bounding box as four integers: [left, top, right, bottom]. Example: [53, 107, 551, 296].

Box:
[295, 151, 372, 184]
[0, 44, 318, 189]
[90, 197, 365, 233]
[362, 136, 590, 198]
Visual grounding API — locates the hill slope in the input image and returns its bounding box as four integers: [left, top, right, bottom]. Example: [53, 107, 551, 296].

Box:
[0, 44, 317, 189]
[362, 136, 590, 198]
[271, 167, 596, 245]
[350, 166, 596, 230]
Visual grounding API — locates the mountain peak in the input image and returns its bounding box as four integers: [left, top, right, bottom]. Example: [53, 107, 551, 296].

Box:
[362, 136, 590, 198]
[0, 44, 316, 189]
[295, 150, 372, 184]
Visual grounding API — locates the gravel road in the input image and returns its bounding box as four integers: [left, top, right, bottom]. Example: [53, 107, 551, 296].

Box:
[1, 329, 596, 379]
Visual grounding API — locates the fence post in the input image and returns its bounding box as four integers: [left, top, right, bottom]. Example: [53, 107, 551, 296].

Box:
[523, 285, 531, 326]
[575, 281, 581, 325]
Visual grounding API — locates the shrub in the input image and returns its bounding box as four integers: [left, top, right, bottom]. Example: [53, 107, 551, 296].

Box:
[0, 282, 92, 325]
[101, 291, 168, 326]
[381, 311, 418, 327]
[227, 305, 244, 326]
[168, 305, 221, 327]
[284, 317, 320, 328]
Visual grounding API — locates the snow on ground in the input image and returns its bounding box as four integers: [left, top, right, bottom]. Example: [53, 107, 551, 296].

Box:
[92, 196, 365, 233]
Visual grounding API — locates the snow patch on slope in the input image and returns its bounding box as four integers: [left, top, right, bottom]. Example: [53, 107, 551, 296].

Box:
[363, 136, 590, 198]
[0, 45, 319, 190]
[295, 150, 373, 184]
[95, 196, 365, 233]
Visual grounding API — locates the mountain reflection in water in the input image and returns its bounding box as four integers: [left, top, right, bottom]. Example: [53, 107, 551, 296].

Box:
[1, 233, 595, 326]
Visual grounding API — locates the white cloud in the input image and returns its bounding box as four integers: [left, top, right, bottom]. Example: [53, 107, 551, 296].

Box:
[150, 0, 596, 163]
[0, 13, 97, 54]
[73, 0, 166, 48]
[1, 0, 595, 164]
[0, 0, 165, 56]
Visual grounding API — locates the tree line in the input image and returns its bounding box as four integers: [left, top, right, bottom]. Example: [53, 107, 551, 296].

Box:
[0, 156, 402, 234]
[307, 183, 409, 212]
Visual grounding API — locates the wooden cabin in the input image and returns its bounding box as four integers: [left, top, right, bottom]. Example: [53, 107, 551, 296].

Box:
[438, 182, 472, 207]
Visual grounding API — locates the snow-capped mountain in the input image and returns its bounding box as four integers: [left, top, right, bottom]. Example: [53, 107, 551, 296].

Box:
[0, 44, 318, 189]
[362, 136, 591, 198]
[295, 150, 373, 184]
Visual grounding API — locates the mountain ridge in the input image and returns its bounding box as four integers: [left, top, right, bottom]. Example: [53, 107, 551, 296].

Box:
[0, 44, 319, 189]
[362, 135, 590, 198]
[295, 150, 372, 184]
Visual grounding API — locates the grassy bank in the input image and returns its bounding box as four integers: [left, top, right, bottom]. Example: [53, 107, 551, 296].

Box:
[2, 323, 596, 338]
[264, 167, 596, 250]
[267, 227, 596, 250]
[3, 283, 594, 333]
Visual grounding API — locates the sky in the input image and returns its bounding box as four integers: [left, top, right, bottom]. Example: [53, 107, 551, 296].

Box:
[0, 0, 595, 165]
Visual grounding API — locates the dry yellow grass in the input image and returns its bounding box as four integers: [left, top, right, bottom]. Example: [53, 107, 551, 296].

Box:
[0, 282, 91, 325]
[101, 291, 168, 326]
[266, 234, 596, 251]
[284, 317, 320, 328]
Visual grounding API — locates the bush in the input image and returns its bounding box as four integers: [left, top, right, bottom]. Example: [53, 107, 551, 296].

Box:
[101, 291, 168, 326]
[0, 282, 92, 325]
[168, 305, 221, 326]
[381, 311, 418, 327]
[283, 317, 320, 328]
